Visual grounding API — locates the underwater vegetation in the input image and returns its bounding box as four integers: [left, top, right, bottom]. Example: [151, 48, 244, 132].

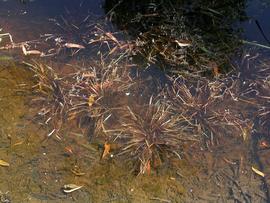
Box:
[103, 98, 196, 175]
[2, 1, 270, 202]
[25, 50, 270, 174]
[17, 1, 269, 174]
[26, 60, 131, 138]
[168, 79, 252, 143]
[26, 62, 68, 135]
[25, 60, 189, 174]
[258, 79, 270, 131]
[104, 0, 248, 73]
[1, 0, 270, 178]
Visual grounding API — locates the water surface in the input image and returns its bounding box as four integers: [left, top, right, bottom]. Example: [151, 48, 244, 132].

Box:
[1, 0, 270, 202]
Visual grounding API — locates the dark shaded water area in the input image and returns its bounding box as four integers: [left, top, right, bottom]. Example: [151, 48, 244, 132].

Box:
[243, 0, 270, 44]
[0, 0, 270, 202]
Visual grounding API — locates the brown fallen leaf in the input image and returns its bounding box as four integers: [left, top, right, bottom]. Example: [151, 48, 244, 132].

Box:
[259, 140, 269, 149]
[64, 146, 74, 155]
[13, 141, 24, 146]
[88, 94, 96, 107]
[63, 184, 83, 193]
[208, 61, 220, 77]
[252, 166, 265, 177]
[174, 39, 191, 47]
[101, 142, 111, 159]
[213, 66, 220, 77]
[64, 43, 85, 49]
[0, 160, 9, 167]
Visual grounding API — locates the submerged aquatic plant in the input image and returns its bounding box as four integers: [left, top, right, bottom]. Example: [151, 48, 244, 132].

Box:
[167, 78, 252, 144]
[66, 60, 132, 137]
[26, 62, 68, 135]
[257, 76, 270, 132]
[229, 53, 270, 133]
[107, 98, 196, 175]
[27, 58, 133, 139]
[104, 0, 247, 72]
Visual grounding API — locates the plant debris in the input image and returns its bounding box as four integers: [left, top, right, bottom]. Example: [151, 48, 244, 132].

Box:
[62, 184, 83, 193]
[0, 160, 9, 167]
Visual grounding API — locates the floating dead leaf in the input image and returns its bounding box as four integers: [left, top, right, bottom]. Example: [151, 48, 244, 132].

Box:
[101, 142, 111, 159]
[252, 166, 265, 177]
[259, 140, 269, 149]
[213, 66, 220, 77]
[174, 39, 191, 47]
[22, 45, 43, 56]
[63, 184, 83, 193]
[64, 146, 74, 155]
[0, 160, 9, 167]
[13, 141, 24, 146]
[207, 61, 220, 77]
[64, 43, 85, 49]
[88, 94, 96, 107]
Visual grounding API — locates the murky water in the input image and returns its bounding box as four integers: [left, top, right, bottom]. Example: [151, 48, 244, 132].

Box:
[1, 0, 270, 202]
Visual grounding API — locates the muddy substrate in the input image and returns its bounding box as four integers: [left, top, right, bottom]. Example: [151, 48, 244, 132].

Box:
[0, 64, 269, 203]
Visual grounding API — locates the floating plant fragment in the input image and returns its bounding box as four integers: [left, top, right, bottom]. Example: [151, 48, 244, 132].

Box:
[0, 160, 9, 167]
[62, 184, 83, 193]
[101, 142, 111, 159]
[251, 167, 265, 177]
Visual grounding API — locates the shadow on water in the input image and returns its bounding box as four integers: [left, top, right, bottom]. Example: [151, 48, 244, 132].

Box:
[0, 0, 270, 202]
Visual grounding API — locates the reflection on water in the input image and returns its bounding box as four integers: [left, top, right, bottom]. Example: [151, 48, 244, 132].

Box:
[0, 0, 270, 202]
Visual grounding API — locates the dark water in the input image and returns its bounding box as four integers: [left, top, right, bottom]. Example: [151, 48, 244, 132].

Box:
[1, 0, 270, 56]
[0, 0, 104, 16]
[0, 0, 270, 202]
[243, 0, 270, 44]
[0, 0, 269, 41]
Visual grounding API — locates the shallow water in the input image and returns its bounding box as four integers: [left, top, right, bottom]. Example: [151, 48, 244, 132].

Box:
[1, 0, 270, 202]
